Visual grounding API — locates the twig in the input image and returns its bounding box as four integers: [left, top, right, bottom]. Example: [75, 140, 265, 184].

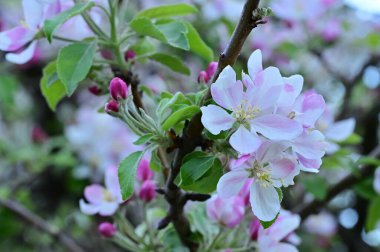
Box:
[295, 145, 380, 220]
[0, 198, 86, 252]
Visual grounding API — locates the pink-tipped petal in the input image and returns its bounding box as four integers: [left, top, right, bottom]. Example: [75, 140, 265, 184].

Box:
[278, 75, 304, 108]
[201, 105, 235, 135]
[84, 184, 105, 204]
[267, 212, 301, 241]
[6, 41, 38, 64]
[250, 182, 280, 222]
[252, 114, 302, 141]
[325, 118, 355, 142]
[211, 66, 243, 110]
[0, 26, 35, 51]
[229, 126, 261, 154]
[295, 92, 326, 128]
[217, 169, 248, 199]
[292, 130, 325, 159]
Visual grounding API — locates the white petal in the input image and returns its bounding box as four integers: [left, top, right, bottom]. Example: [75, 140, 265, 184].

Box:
[250, 183, 281, 222]
[6, 41, 37, 64]
[200, 105, 235, 135]
[79, 199, 100, 215]
[325, 118, 355, 142]
[248, 49, 263, 79]
[217, 169, 248, 199]
[229, 126, 261, 154]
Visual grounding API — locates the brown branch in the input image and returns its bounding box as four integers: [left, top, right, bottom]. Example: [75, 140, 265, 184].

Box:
[0, 198, 86, 252]
[159, 1, 262, 251]
[295, 146, 380, 220]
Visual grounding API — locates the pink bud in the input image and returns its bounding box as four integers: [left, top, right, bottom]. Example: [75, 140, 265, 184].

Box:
[109, 77, 128, 100]
[197, 70, 209, 84]
[105, 100, 119, 113]
[249, 218, 261, 240]
[98, 222, 117, 238]
[206, 62, 218, 78]
[100, 49, 114, 60]
[206, 195, 245, 228]
[88, 85, 102, 96]
[137, 159, 154, 182]
[321, 20, 341, 42]
[31, 126, 48, 144]
[139, 180, 156, 202]
[124, 50, 136, 61]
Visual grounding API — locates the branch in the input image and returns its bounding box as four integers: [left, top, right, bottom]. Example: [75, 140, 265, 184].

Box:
[0, 198, 86, 252]
[295, 146, 380, 220]
[159, 1, 262, 250]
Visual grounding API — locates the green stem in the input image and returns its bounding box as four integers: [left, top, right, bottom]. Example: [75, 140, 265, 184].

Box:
[206, 229, 223, 252]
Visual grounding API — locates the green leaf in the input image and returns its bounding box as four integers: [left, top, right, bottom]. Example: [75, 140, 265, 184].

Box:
[0, 75, 19, 107]
[149, 150, 162, 172]
[133, 133, 154, 145]
[303, 176, 328, 200]
[40, 61, 66, 111]
[365, 197, 380, 231]
[118, 151, 145, 200]
[357, 156, 380, 167]
[149, 53, 190, 75]
[43, 2, 95, 42]
[354, 178, 378, 200]
[130, 38, 156, 58]
[57, 41, 97, 96]
[275, 188, 283, 203]
[162, 105, 199, 130]
[183, 21, 213, 61]
[179, 152, 216, 186]
[135, 4, 198, 19]
[179, 158, 223, 194]
[339, 133, 362, 145]
[260, 213, 279, 229]
[130, 18, 189, 50]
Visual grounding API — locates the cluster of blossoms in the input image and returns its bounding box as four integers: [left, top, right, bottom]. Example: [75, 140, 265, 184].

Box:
[201, 49, 328, 221]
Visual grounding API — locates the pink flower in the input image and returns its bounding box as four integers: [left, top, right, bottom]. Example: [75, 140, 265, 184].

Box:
[316, 108, 355, 154]
[257, 210, 301, 252]
[206, 61, 218, 77]
[303, 212, 337, 237]
[201, 49, 303, 155]
[206, 194, 245, 228]
[80, 166, 122, 216]
[374, 168, 380, 194]
[109, 77, 128, 101]
[139, 180, 156, 202]
[197, 70, 209, 83]
[250, 218, 261, 240]
[0, 0, 59, 64]
[98, 222, 117, 238]
[217, 142, 299, 221]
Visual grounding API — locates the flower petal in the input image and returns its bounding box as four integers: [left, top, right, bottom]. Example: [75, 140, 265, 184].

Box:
[247, 49, 263, 79]
[294, 91, 326, 128]
[79, 199, 100, 215]
[98, 202, 119, 216]
[270, 157, 299, 186]
[252, 114, 302, 140]
[217, 169, 248, 199]
[230, 126, 261, 154]
[22, 0, 44, 28]
[275, 243, 299, 252]
[201, 105, 235, 135]
[0, 26, 35, 51]
[267, 210, 301, 241]
[278, 75, 304, 108]
[105, 166, 122, 201]
[6, 41, 38, 64]
[292, 130, 325, 159]
[211, 66, 243, 110]
[84, 184, 105, 204]
[325, 118, 355, 142]
[250, 182, 280, 222]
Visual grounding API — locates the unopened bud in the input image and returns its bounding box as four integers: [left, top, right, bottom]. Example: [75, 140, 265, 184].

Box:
[100, 49, 114, 60]
[139, 180, 156, 202]
[105, 100, 119, 114]
[109, 77, 128, 100]
[124, 50, 136, 61]
[249, 218, 261, 240]
[206, 62, 218, 78]
[197, 70, 209, 84]
[31, 126, 48, 144]
[88, 85, 102, 96]
[98, 222, 117, 238]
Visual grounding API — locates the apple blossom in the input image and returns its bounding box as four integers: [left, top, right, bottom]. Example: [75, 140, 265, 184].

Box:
[256, 210, 301, 252]
[217, 142, 300, 221]
[206, 194, 245, 228]
[80, 166, 123, 216]
[201, 49, 303, 154]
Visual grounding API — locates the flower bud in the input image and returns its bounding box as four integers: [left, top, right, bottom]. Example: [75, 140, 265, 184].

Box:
[206, 195, 245, 228]
[197, 70, 209, 84]
[105, 100, 119, 114]
[31, 126, 48, 144]
[206, 62, 218, 78]
[109, 77, 128, 100]
[249, 218, 261, 240]
[124, 50, 136, 61]
[98, 222, 117, 238]
[88, 85, 102, 96]
[137, 159, 154, 182]
[100, 49, 114, 60]
[139, 180, 156, 202]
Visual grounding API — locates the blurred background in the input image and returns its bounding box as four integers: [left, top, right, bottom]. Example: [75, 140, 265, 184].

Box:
[0, 0, 379, 251]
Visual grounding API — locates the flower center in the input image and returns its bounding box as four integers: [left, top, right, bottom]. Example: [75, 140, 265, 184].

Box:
[233, 100, 260, 123]
[102, 190, 115, 202]
[246, 160, 272, 187]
